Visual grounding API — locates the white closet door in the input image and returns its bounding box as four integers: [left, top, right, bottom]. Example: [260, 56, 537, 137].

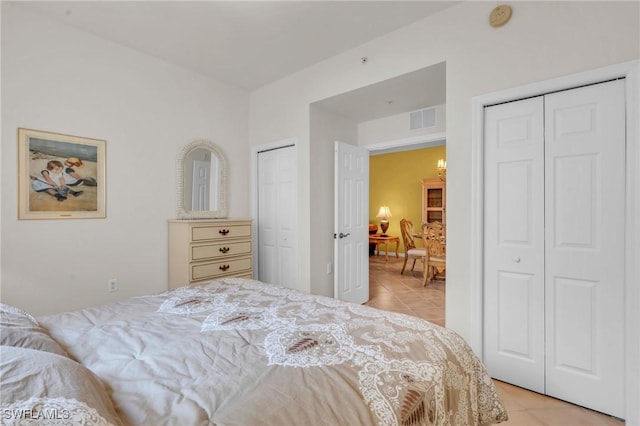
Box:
[257, 146, 297, 288]
[483, 96, 546, 393]
[544, 80, 625, 417]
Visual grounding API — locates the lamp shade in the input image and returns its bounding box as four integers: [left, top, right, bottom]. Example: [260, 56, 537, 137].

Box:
[376, 206, 392, 219]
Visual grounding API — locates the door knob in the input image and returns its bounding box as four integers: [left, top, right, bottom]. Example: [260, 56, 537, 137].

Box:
[339, 232, 351, 239]
[513, 256, 521, 263]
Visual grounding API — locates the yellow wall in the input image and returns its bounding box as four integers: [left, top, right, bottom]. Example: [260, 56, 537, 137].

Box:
[369, 146, 446, 253]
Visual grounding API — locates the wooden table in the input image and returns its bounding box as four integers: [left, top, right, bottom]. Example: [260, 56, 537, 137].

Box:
[369, 234, 400, 261]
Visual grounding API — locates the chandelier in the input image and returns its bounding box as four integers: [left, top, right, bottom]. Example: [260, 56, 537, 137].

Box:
[437, 159, 447, 181]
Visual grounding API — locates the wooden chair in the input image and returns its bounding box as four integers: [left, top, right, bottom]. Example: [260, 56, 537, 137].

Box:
[399, 219, 426, 275]
[423, 221, 445, 244]
[422, 223, 446, 286]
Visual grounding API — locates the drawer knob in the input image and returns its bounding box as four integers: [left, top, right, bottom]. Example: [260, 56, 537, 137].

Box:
[219, 229, 230, 235]
[219, 247, 230, 253]
[219, 264, 230, 271]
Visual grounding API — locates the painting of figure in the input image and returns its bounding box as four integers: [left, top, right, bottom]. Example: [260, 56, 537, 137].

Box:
[18, 128, 105, 219]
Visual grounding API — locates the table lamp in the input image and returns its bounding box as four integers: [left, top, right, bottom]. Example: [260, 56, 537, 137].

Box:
[376, 205, 392, 236]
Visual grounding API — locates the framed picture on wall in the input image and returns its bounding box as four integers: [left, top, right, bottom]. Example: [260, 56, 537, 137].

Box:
[17, 128, 106, 219]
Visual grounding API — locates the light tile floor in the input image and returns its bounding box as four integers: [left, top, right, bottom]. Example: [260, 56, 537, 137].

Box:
[366, 254, 445, 326]
[365, 255, 624, 425]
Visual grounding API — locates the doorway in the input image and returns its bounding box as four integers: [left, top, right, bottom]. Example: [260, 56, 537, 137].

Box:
[365, 141, 447, 324]
[308, 62, 447, 314]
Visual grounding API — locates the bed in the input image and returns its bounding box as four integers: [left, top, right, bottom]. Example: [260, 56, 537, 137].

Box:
[1, 277, 508, 425]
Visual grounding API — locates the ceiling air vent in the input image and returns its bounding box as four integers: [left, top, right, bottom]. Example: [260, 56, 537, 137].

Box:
[409, 107, 437, 130]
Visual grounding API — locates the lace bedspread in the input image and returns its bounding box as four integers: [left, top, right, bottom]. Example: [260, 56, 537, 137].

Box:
[39, 278, 508, 426]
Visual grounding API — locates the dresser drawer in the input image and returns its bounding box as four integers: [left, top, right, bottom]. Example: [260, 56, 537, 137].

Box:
[169, 219, 253, 289]
[191, 224, 251, 242]
[191, 241, 251, 261]
[191, 257, 252, 281]
[235, 272, 254, 279]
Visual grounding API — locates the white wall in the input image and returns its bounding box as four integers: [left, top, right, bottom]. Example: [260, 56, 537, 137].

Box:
[248, 1, 640, 340]
[357, 104, 446, 146]
[309, 104, 358, 297]
[1, 5, 250, 316]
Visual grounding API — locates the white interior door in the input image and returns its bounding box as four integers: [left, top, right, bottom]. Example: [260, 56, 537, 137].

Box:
[334, 141, 369, 304]
[483, 80, 626, 418]
[483, 96, 546, 393]
[191, 159, 210, 211]
[257, 145, 297, 288]
[544, 80, 625, 417]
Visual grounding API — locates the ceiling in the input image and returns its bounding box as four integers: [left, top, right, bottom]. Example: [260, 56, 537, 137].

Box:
[13, 1, 453, 122]
[315, 62, 445, 122]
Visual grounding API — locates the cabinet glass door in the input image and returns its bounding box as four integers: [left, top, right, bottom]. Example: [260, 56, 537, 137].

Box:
[426, 210, 443, 223]
[427, 188, 443, 208]
[422, 178, 446, 226]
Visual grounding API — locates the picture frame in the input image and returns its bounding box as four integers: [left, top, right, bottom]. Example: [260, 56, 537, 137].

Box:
[18, 128, 106, 219]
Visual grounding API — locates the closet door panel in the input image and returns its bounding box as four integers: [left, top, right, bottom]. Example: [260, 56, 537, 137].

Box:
[258, 151, 278, 284]
[553, 277, 597, 371]
[483, 96, 545, 393]
[553, 155, 598, 247]
[258, 146, 298, 288]
[496, 272, 536, 357]
[544, 79, 625, 418]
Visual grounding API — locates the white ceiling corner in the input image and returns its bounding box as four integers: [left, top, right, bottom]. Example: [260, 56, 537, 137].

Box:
[13, 1, 454, 122]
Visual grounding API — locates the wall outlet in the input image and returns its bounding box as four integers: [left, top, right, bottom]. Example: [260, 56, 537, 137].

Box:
[108, 278, 118, 292]
[326, 262, 333, 274]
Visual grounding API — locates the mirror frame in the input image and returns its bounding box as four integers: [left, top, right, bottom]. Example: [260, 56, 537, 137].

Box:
[176, 139, 228, 219]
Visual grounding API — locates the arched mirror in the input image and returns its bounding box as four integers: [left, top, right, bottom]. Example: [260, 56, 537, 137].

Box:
[176, 140, 228, 219]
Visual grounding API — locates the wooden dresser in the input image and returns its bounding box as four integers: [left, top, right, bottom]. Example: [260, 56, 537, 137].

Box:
[168, 219, 253, 289]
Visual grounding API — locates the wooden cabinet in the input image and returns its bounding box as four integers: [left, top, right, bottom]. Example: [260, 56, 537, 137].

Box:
[422, 178, 446, 225]
[168, 219, 253, 289]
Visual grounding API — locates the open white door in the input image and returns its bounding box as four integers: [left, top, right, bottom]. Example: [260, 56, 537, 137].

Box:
[334, 141, 369, 304]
